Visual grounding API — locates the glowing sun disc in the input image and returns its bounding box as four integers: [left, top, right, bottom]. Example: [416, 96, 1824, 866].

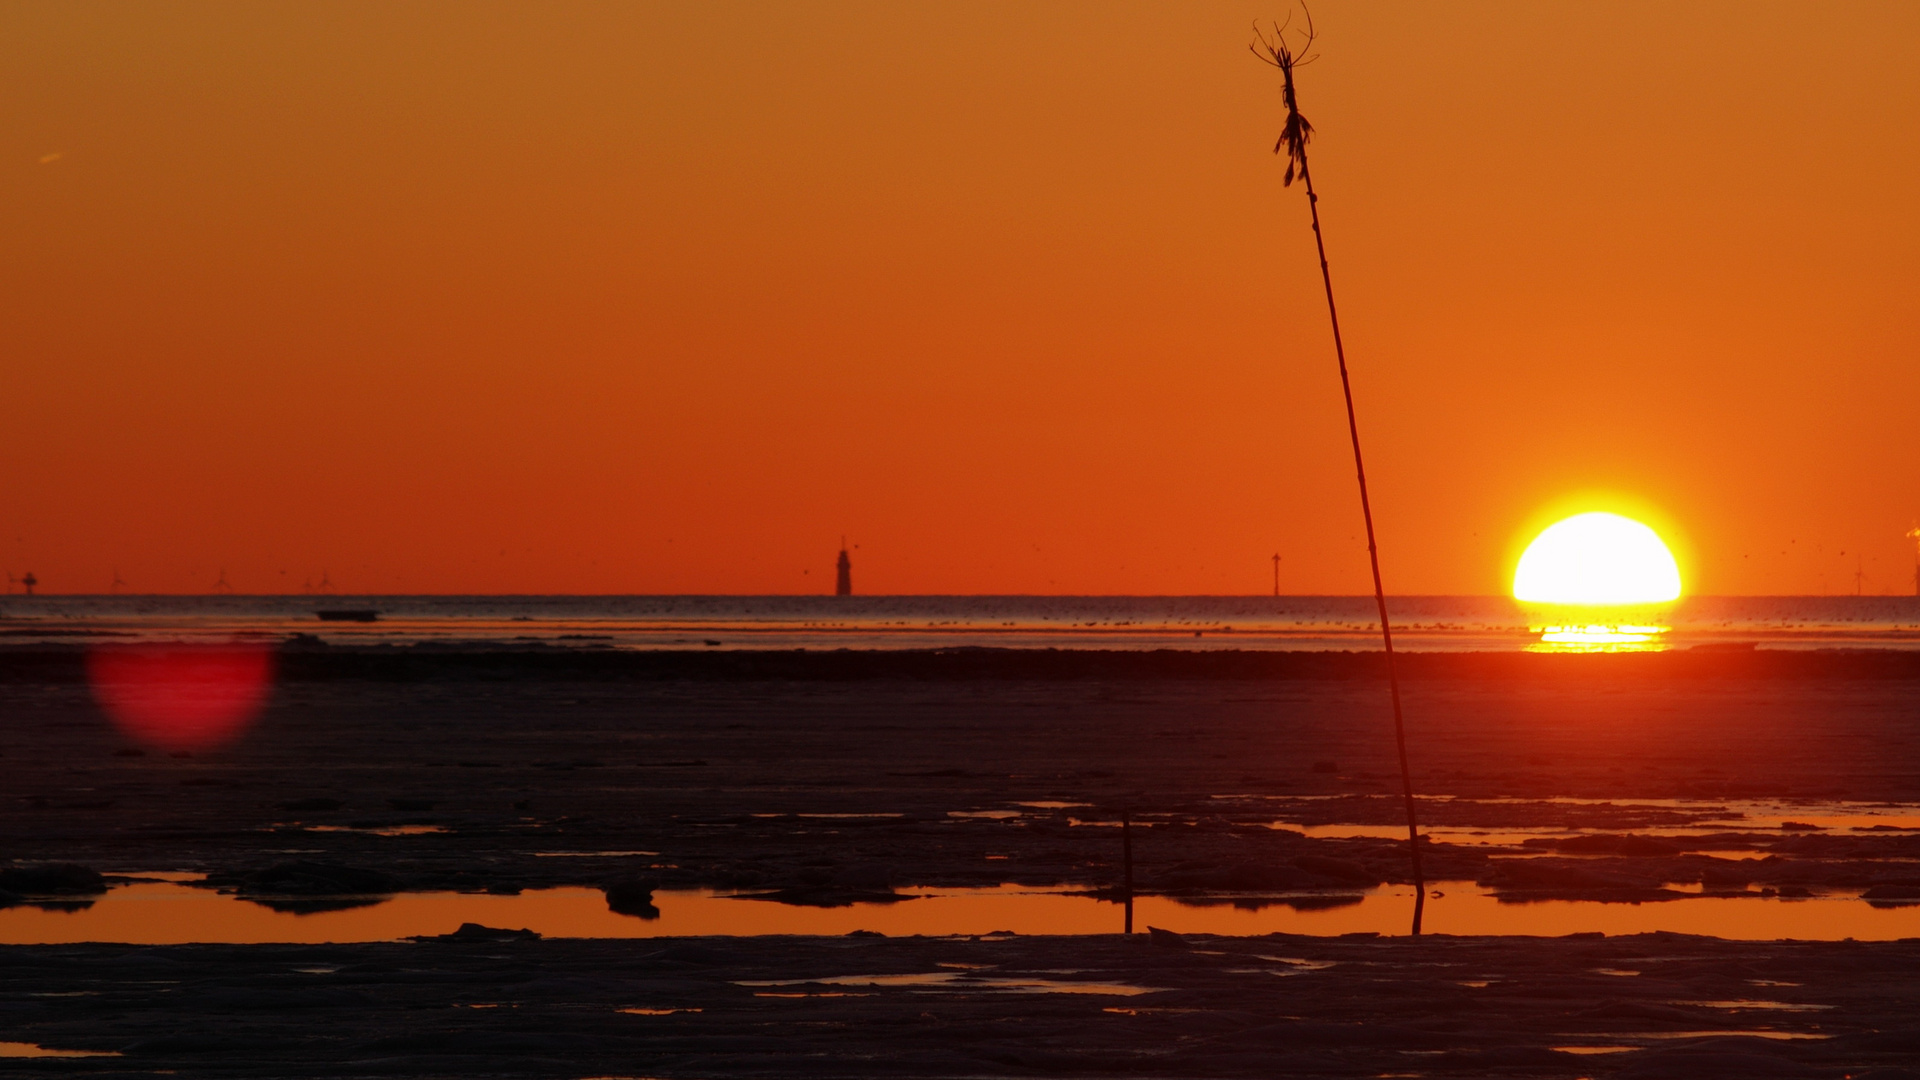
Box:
[1513, 512, 1681, 605]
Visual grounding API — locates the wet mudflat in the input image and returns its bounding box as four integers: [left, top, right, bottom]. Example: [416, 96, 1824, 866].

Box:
[1, 930, 1918, 1078]
[3, 647, 1919, 918]
[4, 647, 1920, 1077]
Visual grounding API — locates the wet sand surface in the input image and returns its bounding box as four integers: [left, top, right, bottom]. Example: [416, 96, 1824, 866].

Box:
[2, 931, 1918, 1078]
[4, 647, 1920, 1077]
[3, 648, 1919, 905]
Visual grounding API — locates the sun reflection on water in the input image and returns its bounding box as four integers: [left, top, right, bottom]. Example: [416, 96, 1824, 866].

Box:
[1528, 624, 1671, 653]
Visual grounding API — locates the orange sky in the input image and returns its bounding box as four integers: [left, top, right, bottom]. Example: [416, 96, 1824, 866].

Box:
[4, 1, 1916, 596]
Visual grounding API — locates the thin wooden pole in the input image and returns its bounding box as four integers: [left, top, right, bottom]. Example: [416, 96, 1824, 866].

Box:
[1256, 11, 1426, 936]
[1295, 160, 1425, 936]
[1121, 810, 1135, 935]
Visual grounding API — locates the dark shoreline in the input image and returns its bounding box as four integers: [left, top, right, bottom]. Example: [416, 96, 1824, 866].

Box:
[6, 642, 1920, 684]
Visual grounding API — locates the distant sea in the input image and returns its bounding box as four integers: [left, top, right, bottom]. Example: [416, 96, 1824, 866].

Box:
[1, 595, 1917, 651]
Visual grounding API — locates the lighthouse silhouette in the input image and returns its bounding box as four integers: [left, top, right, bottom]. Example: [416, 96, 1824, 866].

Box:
[834, 538, 852, 596]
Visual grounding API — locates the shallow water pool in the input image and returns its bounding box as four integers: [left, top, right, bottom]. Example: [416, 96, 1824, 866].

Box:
[3, 880, 1918, 944]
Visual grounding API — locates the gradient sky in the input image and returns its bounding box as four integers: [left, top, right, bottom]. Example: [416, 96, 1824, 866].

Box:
[4, 1, 1916, 596]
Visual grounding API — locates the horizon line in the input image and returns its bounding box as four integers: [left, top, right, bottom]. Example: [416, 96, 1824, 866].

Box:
[3, 592, 1916, 602]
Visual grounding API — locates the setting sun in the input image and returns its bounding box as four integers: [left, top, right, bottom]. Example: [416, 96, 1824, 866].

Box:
[1512, 512, 1683, 606]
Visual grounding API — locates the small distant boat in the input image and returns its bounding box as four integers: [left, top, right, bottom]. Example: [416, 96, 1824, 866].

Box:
[316, 609, 379, 623]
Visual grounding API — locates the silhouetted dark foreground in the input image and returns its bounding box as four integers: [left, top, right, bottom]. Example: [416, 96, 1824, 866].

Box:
[8, 640, 1920, 684]
[4, 644, 1920, 1076]
[6, 645, 1920, 897]
[4, 932, 1918, 1077]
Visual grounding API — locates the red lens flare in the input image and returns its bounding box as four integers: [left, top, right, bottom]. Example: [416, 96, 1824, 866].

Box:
[86, 645, 275, 752]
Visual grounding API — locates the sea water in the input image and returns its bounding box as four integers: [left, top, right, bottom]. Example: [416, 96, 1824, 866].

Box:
[1, 594, 1916, 651]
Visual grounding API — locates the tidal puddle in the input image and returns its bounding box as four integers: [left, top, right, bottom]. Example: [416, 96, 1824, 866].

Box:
[290, 824, 448, 837]
[7, 880, 1920, 944]
[1284, 824, 1577, 845]
[736, 973, 1157, 995]
[0, 1042, 120, 1059]
[1675, 1000, 1833, 1012]
[1610, 1030, 1832, 1041]
[1217, 796, 1920, 846]
[749, 813, 903, 820]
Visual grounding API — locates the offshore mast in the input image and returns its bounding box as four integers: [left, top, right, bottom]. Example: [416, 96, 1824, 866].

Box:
[835, 538, 852, 597]
[1907, 527, 1920, 597]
